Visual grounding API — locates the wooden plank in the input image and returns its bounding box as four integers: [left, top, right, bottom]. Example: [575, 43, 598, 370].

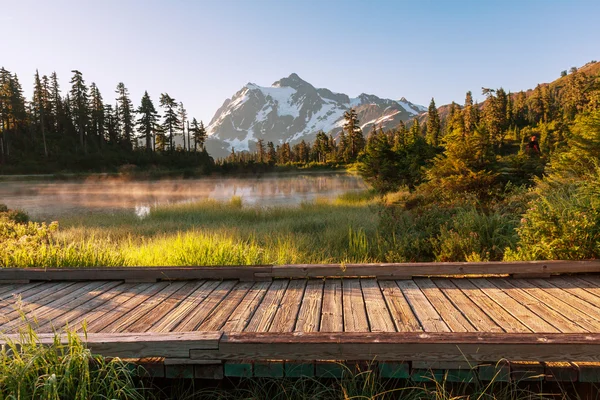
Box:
[527, 278, 600, 326]
[507, 279, 600, 332]
[545, 362, 578, 382]
[343, 279, 369, 332]
[320, 279, 343, 332]
[379, 362, 410, 379]
[490, 278, 587, 333]
[99, 282, 188, 333]
[470, 278, 558, 333]
[295, 279, 323, 333]
[5, 281, 121, 333]
[0, 282, 82, 325]
[150, 280, 219, 332]
[224, 361, 252, 377]
[269, 279, 306, 332]
[83, 283, 170, 333]
[221, 281, 271, 332]
[2, 331, 222, 358]
[165, 364, 194, 379]
[137, 357, 165, 378]
[573, 362, 600, 383]
[198, 282, 254, 331]
[396, 280, 449, 332]
[0, 282, 73, 314]
[452, 279, 529, 333]
[254, 361, 284, 377]
[264, 260, 600, 278]
[510, 361, 546, 381]
[174, 280, 238, 332]
[546, 276, 600, 310]
[0, 266, 272, 282]
[125, 281, 204, 333]
[195, 364, 224, 379]
[414, 278, 474, 332]
[315, 362, 345, 378]
[244, 279, 289, 332]
[190, 332, 600, 362]
[360, 279, 395, 332]
[285, 362, 315, 377]
[433, 279, 502, 332]
[38, 283, 141, 332]
[379, 280, 421, 332]
[478, 361, 511, 382]
[0, 283, 43, 299]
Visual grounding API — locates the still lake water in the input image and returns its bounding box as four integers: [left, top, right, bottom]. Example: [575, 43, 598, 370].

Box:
[0, 172, 367, 219]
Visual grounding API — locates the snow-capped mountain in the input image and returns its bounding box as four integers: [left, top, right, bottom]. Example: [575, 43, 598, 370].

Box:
[205, 73, 426, 158]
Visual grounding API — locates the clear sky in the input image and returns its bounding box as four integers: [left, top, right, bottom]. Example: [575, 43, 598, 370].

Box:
[1, 0, 598, 125]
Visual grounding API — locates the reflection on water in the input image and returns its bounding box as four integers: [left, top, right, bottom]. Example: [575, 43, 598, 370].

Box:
[0, 173, 366, 219]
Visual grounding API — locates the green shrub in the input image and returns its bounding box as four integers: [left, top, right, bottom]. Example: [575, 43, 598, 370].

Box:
[508, 167, 600, 260]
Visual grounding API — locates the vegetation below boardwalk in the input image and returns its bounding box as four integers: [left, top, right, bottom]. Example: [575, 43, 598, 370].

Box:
[0, 328, 591, 400]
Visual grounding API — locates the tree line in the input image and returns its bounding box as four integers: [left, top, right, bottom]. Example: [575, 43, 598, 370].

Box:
[0, 67, 210, 172]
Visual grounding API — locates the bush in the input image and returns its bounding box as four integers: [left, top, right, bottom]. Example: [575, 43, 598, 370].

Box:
[508, 168, 600, 260]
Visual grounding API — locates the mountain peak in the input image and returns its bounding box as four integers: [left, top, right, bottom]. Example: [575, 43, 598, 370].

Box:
[272, 73, 310, 89]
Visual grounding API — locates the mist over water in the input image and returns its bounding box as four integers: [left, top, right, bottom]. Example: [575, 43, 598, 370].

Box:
[0, 172, 366, 219]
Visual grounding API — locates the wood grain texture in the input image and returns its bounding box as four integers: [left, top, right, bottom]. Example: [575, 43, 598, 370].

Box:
[320, 279, 343, 332]
[343, 279, 369, 332]
[397, 279, 449, 332]
[295, 279, 324, 333]
[221, 281, 271, 332]
[360, 279, 395, 332]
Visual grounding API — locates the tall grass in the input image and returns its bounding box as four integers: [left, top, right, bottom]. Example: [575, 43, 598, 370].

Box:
[0, 327, 145, 399]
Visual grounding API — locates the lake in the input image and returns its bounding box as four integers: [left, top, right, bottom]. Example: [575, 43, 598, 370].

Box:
[0, 172, 367, 219]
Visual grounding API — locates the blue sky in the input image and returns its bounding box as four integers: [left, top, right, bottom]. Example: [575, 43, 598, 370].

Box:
[1, 0, 598, 124]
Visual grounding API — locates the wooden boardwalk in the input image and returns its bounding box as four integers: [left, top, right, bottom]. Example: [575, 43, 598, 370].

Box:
[2, 262, 600, 381]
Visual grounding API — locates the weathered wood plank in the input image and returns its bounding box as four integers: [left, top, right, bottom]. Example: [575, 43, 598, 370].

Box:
[470, 278, 558, 333]
[84, 282, 170, 333]
[245, 279, 289, 332]
[190, 332, 600, 362]
[360, 279, 395, 332]
[527, 278, 600, 326]
[0, 282, 83, 326]
[545, 362, 578, 382]
[433, 279, 502, 332]
[295, 279, 323, 333]
[5, 281, 121, 333]
[490, 278, 587, 333]
[343, 279, 369, 332]
[221, 281, 271, 332]
[100, 282, 187, 333]
[174, 280, 238, 332]
[320, 279, 343, 332]
[125, 281, 204, 333]
[414, 278, 474, 332]
[507, 279, 600, 332]
[269, 279, 307, 332]
[0, 266, 272, 282]
[198, 282, 254, 331]
[378, 280, 421, 332]
[2, 331, 222, 358]
[264, 260, 600, 278]
[0, 282, 73, 314]
[150, 280, 218, 332]
[452, 279, 528, 333]
[396, 280, 449, 332]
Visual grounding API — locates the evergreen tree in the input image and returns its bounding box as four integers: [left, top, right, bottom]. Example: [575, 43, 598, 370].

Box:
[116, 82, 134, 149]
[256, 138, 265, 162]
[342, 108, 365, 160]
[266, 141, 276, 165]
[89, 82, 105, 148]
[136, 91, 160, 152]
[190, 118, 207, 151]
[32, 70, 48, 157]
[69, 70, 89, 154]
[426, 98, 441, 146]
[178, 102, 187, 151]
[159, 93, 180, 151]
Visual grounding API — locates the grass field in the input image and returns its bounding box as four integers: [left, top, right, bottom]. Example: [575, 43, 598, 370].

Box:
[2, 190, 393, 268]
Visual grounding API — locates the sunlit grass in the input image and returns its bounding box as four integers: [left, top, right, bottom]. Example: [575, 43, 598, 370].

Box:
[2, 191, 388, 267]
